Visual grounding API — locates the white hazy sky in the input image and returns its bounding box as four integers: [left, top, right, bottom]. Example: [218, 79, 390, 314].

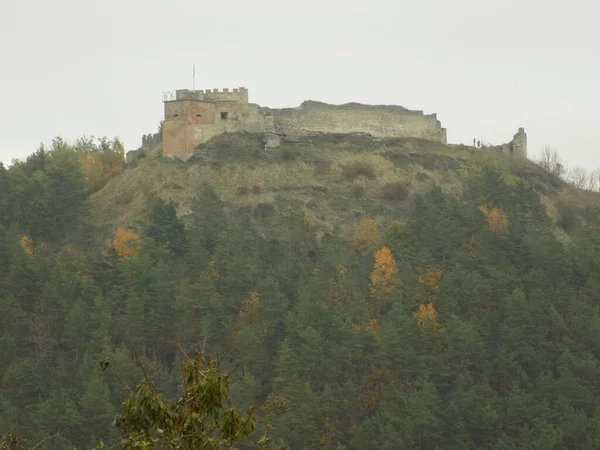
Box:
[1, 0, 599, 168]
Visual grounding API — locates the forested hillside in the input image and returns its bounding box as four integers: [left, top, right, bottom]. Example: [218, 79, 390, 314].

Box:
[3, 134, 600, 449]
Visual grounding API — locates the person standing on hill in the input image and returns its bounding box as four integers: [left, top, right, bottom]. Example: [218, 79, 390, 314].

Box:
[473, 137, 476, 147]
[477, 139, 481, 148]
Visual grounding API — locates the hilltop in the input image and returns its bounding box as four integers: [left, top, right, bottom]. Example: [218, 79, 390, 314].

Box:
[91, 131, 595, 237]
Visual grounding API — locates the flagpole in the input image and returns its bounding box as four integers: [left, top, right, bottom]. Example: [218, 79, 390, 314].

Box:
[193, 64, 195, 91]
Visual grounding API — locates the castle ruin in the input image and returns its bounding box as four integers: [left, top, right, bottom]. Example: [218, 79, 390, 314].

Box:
[159, 87, 526, 159]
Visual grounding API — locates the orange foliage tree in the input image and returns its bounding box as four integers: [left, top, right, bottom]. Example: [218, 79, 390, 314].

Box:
[369, 247, 400, 317]
[19, 235, 34, 255]
[479, 205, 509, 232]
[413, 303, 439, 328]
[352, 318, 379, 337]
[370, 247, 397, 297]
[305, 215, 317, 230]
[113, 228, 141, 258]
[351, 218, 382, 253]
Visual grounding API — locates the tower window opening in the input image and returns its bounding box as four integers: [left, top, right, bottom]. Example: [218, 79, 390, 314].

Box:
[220, 112, 228, 120]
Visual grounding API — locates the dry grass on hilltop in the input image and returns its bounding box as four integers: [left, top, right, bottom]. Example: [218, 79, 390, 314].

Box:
[89, 133, 599, 237]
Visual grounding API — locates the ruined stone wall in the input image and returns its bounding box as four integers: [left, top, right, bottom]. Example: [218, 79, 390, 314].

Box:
[511, 128, 527, 158]
[141, 133, 160, 150]
[190, 103, 272, 144]
[267, 101, 447, 143]
[493, 128, 528, 158]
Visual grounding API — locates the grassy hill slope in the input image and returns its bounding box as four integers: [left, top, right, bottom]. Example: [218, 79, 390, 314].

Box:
[90, 132, 598, 235]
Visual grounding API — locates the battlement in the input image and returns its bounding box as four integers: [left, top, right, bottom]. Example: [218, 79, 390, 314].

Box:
[162, 87, 248, 103]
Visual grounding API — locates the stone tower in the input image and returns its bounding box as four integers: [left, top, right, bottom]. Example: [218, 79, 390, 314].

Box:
[161, 88, 249, 156]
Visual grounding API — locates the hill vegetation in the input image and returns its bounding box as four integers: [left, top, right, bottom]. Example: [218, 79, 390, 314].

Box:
[2, 132, 600, 448]
[91, 133, 594, 235]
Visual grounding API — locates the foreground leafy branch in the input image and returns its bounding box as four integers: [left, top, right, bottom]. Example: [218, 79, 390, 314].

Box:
[110, 350, 280, 450]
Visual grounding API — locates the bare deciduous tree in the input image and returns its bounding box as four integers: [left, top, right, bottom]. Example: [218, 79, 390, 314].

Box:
[590, 168, 600, 192]
[538, 145, 565, 179]
[567, 166, 589, 190]
[587, 171, 598, 191]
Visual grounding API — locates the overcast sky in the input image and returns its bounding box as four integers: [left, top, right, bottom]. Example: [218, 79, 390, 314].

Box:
[1, 0, 599, 169]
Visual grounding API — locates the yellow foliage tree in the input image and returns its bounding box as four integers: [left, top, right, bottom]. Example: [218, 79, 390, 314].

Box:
[352, 319, 379, 337]
[369, 247, 400, 318]
[370, 247, 397, 297]
[418, 268, 444, 303]
[261, 393, 294, 416]
[207, 260, 219, 281]
[413, 303, 439, 328]
[305, 215, 317, 230]
[351, 218, 382, 253]
[20, 235, 34, 255]
[418, 268, 443, 292]
[328, 264, 349, 303]
[239, 290, 260, 320]
[64, 245, 86, 262]
[77, 138, 125, 192]
[113, 228, 141, 258]
[366, 318, 379, 336]
[359, 367, 391, 415]
[461, 235, 477, 257]
[479, 205, 509, 232]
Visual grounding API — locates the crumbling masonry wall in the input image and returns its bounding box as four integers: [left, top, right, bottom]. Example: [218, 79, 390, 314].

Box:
[267, 101, 447, 143]
[511, 128, 527, 158]
[493, 128, 527, 158]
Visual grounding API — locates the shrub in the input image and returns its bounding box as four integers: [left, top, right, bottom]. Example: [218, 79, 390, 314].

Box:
[314, 160, 333, 176]
[236, 186, 250, 196]
[382, 182, 409, 201]
[236, 205, 252, 216]
[417, 155, 436, 170]
[556, 201, 581, 233]
[352, 185, 365, 198]
[251, 185, 262, 195]
[415, 172, 429, 182]
[280, 149, 297, 161]
[254, 202, 276, 218]
[342, 162, 377, 181]
[550, 175, 563, 188]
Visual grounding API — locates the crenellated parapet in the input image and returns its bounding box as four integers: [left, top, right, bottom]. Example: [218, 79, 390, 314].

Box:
[163, 87, 248, 103]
